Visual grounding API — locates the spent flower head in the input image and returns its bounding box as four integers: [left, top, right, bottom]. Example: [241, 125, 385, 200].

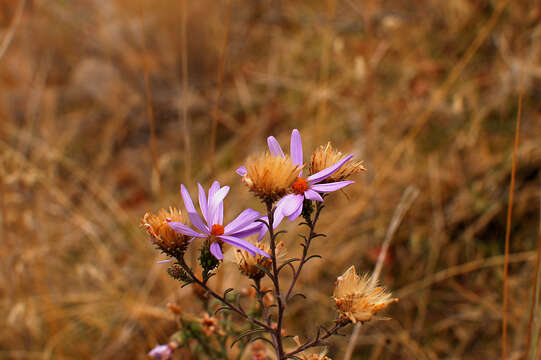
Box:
[333, 266, 397, 324]
[311, 142, 365, 183]
[167, 181, 269, 260]
[292, 337, 331, 360]
[199, 312, 224, 337]
[235, 240, 285, 280]
[238, 153, 302, 203]
[141, 207, 189, 259]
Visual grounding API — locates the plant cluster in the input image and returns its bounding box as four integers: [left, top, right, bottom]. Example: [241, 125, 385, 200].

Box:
[141, 129, 397, 359]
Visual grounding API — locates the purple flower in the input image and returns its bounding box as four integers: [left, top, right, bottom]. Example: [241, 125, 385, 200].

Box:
[256, 129, 355, 237]
[274, 155, 354, 222]
[148, 344, 173, 360]
[168, 181, 270, 260]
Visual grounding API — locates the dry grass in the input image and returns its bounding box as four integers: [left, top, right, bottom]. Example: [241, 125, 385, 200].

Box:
[1, 0, 540, 359]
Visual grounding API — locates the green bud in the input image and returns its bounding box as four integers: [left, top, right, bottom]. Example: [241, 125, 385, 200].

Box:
[199, 242, 220, 282]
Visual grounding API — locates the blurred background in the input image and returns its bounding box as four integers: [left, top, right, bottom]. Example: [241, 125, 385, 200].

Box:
[1, 0, 540, 358]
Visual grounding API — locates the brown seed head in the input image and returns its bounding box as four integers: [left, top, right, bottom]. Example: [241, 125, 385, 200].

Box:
[242, 153, 302, 203]
[235, 241, 285, 280]
[141, 207, 189, 258]
[311, 142, 365, 183]
[333, 266, 397, 324]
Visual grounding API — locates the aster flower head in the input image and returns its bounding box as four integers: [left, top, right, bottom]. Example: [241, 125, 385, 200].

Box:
[167, 181, 270, 260]
[141, 207, 189, 259]
[333, 266, 397, 324]
[252, 129, 356, 233]
[311, 142, 365, 183]
[239, 153, 302, 203]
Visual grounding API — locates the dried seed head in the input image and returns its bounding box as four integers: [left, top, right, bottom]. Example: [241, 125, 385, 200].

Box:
[292, 337, 332, 360]
[242, 153, 302, 203]
[311, 142, 365, 183]
[300, 352, 332, 360]
[198, 312, 224, 337]
[141, 207, 189, 258]
[235, 241, 285, 280]
[333, 266, 397, 324]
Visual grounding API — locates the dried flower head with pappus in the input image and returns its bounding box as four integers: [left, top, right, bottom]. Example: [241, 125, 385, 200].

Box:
[141, 128, 396, 359]
[141, 207, 189, 259]
[236, 240, 285, 280]
[238, 153, 302, 203]
[311, 142, 365, 183]
[333, 266, 398, 324]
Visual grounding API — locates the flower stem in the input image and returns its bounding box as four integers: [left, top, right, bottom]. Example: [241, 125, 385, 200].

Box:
[286, 200, 325, 302]
[265, 200, 286, 359]
[178, 260, 272, 332]
[285, 322, 347, 358]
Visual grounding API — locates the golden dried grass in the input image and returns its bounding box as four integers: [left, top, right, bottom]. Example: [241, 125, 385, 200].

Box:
[0, 0, 540, 359]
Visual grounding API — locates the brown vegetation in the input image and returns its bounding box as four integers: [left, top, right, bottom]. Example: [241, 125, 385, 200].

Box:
[1, 0, 540, 358]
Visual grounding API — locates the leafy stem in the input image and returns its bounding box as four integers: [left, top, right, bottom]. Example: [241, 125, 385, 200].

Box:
[285, 200, 325, 302]
[284, 322, 348, 359]
[177, 259, 272, 332]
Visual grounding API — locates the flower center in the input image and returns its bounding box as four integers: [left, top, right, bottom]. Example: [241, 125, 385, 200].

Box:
[211, 224, 225, 236]
[292, 177, 308, 194]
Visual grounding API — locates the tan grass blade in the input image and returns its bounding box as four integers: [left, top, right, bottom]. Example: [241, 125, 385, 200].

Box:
[138, 6, 161, 195]
[0, 0, 26, 62]
[526, 179, 541, 359]
[209, 0, 232, 174]
[501, 91, 522, 360]
[180, 0, 192, 182]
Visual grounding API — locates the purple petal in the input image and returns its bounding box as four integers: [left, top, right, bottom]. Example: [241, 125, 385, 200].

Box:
[217, 202, 224, 225]
[311, 180, 355, 193]
[148, 344, 173, 360]
[257, 216, 269, 241]
[189, 212, 209, 234]
[209, 186, 230, 225]
[180, 184, 197, 213]
[304, 189, 324, 202]
[272, 197, 288, 228]
[236, 166, 247, 176]
[167, 221, 206, 238]
[224, 208, 261, 235]
[267, 136, 285, 157]
[281, 194, 304, 217]
[210, 242, 223, 260]
[287, 201, 303, 221]
[219, 235, 270, 258]
[181, 184, 209, 233]
[290, 129, 303, 175]
[229, 225, 263, 239]
[307, 154, 353, 184]
[198, 183, 209, 223]
[208, 181, 220, 204]
[157, 259, 173, 264]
